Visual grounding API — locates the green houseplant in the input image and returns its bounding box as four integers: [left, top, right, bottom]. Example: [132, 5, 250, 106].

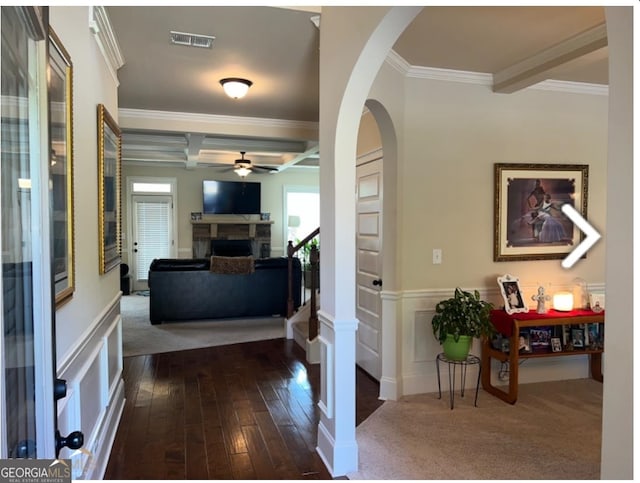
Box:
[295, 237, 319, 289]
[432, 287, 495, 360]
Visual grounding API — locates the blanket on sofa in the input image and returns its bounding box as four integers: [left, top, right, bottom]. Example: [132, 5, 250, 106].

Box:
[210, 255, 255, 274]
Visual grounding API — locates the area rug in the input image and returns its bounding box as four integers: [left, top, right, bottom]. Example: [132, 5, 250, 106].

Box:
[348, 378, 602, 480]
[120, 294, 285, 357]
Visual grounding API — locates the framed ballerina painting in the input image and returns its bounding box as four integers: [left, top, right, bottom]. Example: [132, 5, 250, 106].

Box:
[494, 163, 589, 262]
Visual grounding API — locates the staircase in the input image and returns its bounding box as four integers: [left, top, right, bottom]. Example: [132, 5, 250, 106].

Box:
[286, 228, 320, 363]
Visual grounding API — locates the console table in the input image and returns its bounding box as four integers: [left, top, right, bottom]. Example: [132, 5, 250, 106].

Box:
[481, 309, 604, 404]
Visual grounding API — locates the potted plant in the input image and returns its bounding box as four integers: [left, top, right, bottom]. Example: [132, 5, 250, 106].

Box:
[432, 287, 495, 361]
[296, 237, 319, 289]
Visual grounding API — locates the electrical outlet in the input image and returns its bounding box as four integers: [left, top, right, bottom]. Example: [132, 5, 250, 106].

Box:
[432, 249, 442, 264]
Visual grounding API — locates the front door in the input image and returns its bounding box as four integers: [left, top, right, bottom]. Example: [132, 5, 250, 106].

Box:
[1, 6, 56, 457]
[131, 194, 173, 291]
[355, 156, 383, 380]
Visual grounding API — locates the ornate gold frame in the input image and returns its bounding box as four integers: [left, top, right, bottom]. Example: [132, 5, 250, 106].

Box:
[494, 163, 589, 262]
[97, 104, 122, 274]
[49, 28, 75, 306]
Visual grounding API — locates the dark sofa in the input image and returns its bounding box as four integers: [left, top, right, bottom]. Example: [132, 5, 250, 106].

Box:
[148, 257, 302, 324]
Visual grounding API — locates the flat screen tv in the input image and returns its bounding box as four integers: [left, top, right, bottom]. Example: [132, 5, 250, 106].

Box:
[202, 180, 261, 215]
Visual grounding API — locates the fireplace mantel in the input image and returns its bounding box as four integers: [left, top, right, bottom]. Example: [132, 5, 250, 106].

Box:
[191, 216, 273, 258]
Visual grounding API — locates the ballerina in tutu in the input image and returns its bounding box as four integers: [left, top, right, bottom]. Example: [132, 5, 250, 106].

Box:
[529, 194, 569, 243]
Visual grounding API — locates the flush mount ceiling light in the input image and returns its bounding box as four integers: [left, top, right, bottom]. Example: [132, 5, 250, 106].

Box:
[220, 78, 252, 99]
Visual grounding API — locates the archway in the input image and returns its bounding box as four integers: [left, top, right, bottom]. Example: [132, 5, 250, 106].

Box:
[317, 6, 632, 479]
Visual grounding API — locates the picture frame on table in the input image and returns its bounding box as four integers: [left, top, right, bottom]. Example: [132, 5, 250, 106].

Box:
[494, 163, 589, 262]
[497, 274, 529, 315]
[518, 330, 532, 353]
[48, 28, 75, 307]
[551, 337, 563, 353]
[571, 328, 585, 348]
[530, 327, 552, 350]
[97, 103, 122, 275]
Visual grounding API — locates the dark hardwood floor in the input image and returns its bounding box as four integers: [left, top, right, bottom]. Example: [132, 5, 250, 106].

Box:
[104, 338, 383, 480]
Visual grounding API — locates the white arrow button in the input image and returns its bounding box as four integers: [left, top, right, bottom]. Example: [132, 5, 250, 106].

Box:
[561, 204, 601, 269]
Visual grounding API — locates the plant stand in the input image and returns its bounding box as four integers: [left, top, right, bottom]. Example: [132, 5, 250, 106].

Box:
[436, 353, 481, 410]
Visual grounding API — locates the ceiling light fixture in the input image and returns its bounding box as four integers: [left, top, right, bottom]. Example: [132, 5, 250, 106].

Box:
[234, 166, 251, 178]
[220, 78, 253, 99]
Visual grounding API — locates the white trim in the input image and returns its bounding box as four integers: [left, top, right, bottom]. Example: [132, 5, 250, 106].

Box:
[387, 48, 608, 96]
[57, 293, 121, 374]
[119, 107, 318, 131]
[317, 335, 333, 417]
[88, 6, 125, 86]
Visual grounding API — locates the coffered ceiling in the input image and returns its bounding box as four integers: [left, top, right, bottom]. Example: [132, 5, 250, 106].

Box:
[106, 6, 608, 173]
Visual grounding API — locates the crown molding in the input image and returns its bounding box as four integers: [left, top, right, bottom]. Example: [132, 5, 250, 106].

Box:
[530, 79, 609, 96]
[118, 108, 319, 131]
[386, 49, 608, 96]
[407, 64, 492, 86]
[89, 6, 125, 86]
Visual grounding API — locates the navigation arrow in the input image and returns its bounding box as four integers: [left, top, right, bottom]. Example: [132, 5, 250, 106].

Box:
[560, 204, 601, 269]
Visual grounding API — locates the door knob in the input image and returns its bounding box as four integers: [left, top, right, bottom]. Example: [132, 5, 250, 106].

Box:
[55, 430, 84, 458]
[372, 279, 382, 287]
[54, 378, 67, 401]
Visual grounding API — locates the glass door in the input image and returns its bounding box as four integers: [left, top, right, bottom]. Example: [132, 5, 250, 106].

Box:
[1, 6, 56, 458]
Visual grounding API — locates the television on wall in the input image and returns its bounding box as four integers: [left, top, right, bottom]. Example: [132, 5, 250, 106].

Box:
[202, 180, 261, 215]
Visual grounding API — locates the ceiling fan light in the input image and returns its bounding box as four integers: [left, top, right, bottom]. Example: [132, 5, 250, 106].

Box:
[234, 166, 251, 177]
[220, 78, 252, 99]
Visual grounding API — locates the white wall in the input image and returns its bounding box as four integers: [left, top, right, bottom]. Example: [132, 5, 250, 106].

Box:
[121, 164, 319, 259]
[50, 7, 124, 478]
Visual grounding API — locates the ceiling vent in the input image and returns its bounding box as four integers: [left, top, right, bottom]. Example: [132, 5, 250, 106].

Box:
[169, 31, 215, 49]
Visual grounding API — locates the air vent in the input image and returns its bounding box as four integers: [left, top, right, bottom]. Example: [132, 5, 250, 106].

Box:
[169, 31, 215, 49]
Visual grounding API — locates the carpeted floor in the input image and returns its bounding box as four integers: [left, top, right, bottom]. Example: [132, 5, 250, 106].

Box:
[120, 294, 285, 357]
[347, 378, 602, 480]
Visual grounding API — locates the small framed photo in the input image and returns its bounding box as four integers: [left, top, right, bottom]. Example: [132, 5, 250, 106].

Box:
[518, 330, 532, 353]
[571, 328, 585, 348]
[551, 337, 562, 352]
[497, 274, 529, 315]
[530, 327, 552, 350]
[191, 212, 202, 221]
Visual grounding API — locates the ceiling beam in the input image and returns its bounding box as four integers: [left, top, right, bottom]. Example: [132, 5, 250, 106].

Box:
[492, 22, 607, 94]
[275, 144, 320, 173]
[185, 133, 205, 170]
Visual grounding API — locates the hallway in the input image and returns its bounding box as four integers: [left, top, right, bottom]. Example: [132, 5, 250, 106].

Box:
[104, 338, 383, 479]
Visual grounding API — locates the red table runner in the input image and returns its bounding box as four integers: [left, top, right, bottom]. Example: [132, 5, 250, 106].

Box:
[490, 309, 604, 336]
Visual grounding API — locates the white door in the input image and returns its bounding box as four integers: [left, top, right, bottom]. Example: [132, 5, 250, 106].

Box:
[355, 157, 383, 380]
[131, 195, 173, 291]
[1, 6, 56, 458]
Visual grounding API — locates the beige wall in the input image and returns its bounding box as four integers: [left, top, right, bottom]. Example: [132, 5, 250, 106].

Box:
[121, 164, 319, 259]
[401, 78, 607, 293]
[50, 7, 121, 361]
[361, 61, 607, 301]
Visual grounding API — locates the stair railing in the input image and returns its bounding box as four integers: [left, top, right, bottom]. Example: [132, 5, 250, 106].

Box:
[287, 227, 320, 340]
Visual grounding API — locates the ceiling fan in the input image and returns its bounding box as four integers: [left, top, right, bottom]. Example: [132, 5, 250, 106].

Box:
[229, 151, 279, 177]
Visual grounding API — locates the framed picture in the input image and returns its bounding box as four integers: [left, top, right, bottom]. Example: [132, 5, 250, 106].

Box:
[494, 163, 589, 262]
[551, 337, 562, 352]
[49, 28, 75, 307]
[497, 274, 529, 315]
[97, 104, 122, 274]
[518, 330, 532, 353]
[530, 327, 552, 350]
[571, 328, 585, 348]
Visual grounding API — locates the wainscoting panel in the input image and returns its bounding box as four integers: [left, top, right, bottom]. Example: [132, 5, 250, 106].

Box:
[56, 294, 125, 479]
[398, 284, 605, 397]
